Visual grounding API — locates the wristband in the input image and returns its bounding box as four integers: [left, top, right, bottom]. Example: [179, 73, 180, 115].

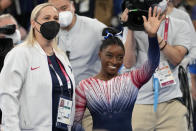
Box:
[160, 41, 167, 51]
[159, 39, 164, 45]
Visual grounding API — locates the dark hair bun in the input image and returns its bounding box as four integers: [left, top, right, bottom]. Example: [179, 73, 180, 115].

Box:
[102, 27, 120, 37]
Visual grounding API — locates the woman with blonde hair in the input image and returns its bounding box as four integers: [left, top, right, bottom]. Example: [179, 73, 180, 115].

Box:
[0, 3, 75, 131]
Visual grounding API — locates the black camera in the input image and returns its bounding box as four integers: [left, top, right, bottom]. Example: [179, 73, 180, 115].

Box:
[121, 0, 162, 31]
[0, 24, 15, 72]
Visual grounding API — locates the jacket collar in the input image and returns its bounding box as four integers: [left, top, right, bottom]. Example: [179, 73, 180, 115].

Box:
[33, 41, 70, 66]
[34, 41, 47, 56]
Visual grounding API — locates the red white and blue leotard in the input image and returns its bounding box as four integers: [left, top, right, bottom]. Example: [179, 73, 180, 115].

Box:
[74, 36, 160, 131]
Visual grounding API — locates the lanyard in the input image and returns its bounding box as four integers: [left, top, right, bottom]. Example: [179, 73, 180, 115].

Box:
[153, 17, 169, 112]
[153, 76, 159, 112]
[48, 56, 72, 97]
[56, 59, 72, 90]
[164, 16, 169, 41]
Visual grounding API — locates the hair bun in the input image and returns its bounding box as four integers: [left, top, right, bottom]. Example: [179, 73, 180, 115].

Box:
[102, 27, 120, 37]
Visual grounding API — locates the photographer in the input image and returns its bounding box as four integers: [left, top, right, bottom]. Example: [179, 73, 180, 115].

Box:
[0, 14, 23, 71]
[0, 13, 22, 127]
[122, 0, 192, 130]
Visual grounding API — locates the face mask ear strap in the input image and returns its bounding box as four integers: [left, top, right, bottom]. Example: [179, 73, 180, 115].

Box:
[35, 20, 42, 25]
[34, 20, 41, 33]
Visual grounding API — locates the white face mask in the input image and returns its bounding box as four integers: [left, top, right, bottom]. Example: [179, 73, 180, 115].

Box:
[157, 0, 168, 14]
[5, 29, 21, 44]
[59, 11, 73, 28]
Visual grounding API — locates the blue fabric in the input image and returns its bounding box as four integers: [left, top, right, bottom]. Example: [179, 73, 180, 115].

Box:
[92, 111, 132, 131]
[48, 54, 69, 131]
[113, 0, 123, 15]
[189, 63, 196, 74]
[148, 36, 160, 70]
[19, 0, 46, 12]
[192, 6, 196, 20]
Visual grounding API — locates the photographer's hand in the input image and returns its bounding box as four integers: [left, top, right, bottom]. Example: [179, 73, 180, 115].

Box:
[120, 8, 129, 23]
[143, 6, 165, 37]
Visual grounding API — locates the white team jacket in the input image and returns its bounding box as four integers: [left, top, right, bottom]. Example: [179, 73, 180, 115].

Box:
[0, 42, 75, 131]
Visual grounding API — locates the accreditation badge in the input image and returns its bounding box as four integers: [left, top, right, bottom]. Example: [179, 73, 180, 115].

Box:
[56, 96, 73, 129]
[154, 61, 176, 88]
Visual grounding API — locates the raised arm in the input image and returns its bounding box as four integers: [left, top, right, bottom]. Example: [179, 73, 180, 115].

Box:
[131, 7, 165, 88]
[121, 9, 136, 68]
[123, 29, 136, 68]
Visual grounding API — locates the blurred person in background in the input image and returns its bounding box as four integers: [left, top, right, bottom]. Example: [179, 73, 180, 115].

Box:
[74, 0, 94, 18]
[0, 13, 23, 75]
[0, 0, 47, 30]
[94, 0, 113, 26]
[0, 13, 24, 81]
[0, 14, 21, 44]
[0, 3, 75, 131]
[0, 0, 12, 14]
[0, 13, 19, 128]
[0, 13, 26, 42]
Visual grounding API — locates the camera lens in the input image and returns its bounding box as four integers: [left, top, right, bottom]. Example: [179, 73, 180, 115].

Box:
[128, 10, 148, 26]
[133, 13, 144, 26]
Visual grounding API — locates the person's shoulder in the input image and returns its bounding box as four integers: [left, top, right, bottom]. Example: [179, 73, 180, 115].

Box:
[77, 77, 95, 86]
[172, 8, 190, 17]
[77, 15, 106, 28]
[78, 15, 101, 23]
[169, 15, 188, 25]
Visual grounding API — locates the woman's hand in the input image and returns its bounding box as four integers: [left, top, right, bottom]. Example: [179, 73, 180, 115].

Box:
[143, 6, 165, 37]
